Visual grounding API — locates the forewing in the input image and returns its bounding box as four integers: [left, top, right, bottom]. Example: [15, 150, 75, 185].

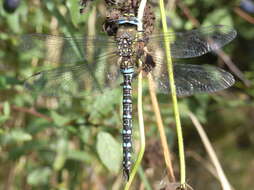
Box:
[147, 25, 237, 58]
[151, 63, 235, 96]
[20, 34, 116, 64]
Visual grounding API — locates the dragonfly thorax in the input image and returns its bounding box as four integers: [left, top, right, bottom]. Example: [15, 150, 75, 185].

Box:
[117, 35, 135, 57]
[116, 26, 137, 57]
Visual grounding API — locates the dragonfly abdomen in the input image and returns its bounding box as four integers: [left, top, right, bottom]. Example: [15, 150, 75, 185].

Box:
[121, 66, 134, 180]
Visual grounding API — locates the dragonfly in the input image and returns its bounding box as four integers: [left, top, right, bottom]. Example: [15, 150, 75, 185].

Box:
[21, 16, 236, 180]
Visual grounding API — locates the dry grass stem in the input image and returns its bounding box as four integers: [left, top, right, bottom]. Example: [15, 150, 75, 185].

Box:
[188, 112, 234, 190]
[187, 151, 221, 180]
[147, 74, 176, 182]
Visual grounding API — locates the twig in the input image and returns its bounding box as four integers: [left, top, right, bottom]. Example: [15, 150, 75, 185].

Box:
[215, 49, 251, 87]
[234, 7, 254, 24]
[0, 104, 52, 122]
[176, 0, 199, 26]
[147, 74, 176, 182]
[188, 112, 234, 190]
[177, 0, 251, 87]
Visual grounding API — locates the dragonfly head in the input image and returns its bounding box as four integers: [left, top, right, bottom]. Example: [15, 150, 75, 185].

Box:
[103, 13, 139, 36]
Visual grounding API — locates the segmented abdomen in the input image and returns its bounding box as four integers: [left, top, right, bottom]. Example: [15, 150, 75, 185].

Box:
[121, 67, 134, 180]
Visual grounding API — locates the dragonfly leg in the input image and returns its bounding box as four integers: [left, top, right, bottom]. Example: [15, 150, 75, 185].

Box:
[142, 53, 156, 72]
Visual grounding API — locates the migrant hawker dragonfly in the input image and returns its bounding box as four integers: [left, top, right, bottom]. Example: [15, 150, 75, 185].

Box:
[22, 18, 236, 180]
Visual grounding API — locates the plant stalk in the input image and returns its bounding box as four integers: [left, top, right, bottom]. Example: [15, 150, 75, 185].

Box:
[148, 74, 176, 181]
[158, 0, 186, 188]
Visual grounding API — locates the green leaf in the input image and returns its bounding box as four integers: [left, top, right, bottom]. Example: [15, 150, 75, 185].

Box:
[3, 101, 10, 116]
[91, 88, 121, 115]
[1, 129, 32, 145]
[0, 75, 7, 88]
[50, 111, 70, 126]
[0, 101, 11, 124]
[6, 12, 21, 33]
[202, 9, 233, 26]
[79, 127, 91, 144]
[67, 149, 93, 163]
[66, 0, 87, 27]
[96, 132, 122, 173]
[53, 138, 68, 170]
[27, 167, 52, 186]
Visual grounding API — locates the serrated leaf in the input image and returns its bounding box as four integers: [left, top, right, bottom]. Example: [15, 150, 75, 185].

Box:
[96, 132, 122, 173]
[27, 167, 51, 186]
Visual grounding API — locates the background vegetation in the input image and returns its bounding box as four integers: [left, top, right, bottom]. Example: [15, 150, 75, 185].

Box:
[0, 0, 254, 189]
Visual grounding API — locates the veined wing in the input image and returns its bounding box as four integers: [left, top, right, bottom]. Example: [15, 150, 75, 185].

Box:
[151, 63, 235, 96]
[21, 34, 116, 64]
[147, 25, 237, 58]
[24, 55, 121, 97]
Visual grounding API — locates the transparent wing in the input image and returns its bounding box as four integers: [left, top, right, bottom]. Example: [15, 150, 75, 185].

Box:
[24, 55, 122, 97]
[151, 63, 235, 96]
[147, 25, 237, 58]
[20, 34, 116, 64]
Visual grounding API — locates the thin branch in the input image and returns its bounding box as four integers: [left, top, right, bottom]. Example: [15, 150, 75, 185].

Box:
[187, 151, 220, 179]
[234, 7, 254, 24]
[215, 49, 251, 87]
[177, 0, 200, 26]
[0, 104, 52, 122]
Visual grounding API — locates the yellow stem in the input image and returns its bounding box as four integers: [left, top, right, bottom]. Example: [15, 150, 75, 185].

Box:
[158, 0, 186, 188]
[148, 74, 176, 181]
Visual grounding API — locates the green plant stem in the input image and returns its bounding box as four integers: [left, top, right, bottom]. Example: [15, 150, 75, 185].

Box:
[158, 0, 186, 188]
[138, 167, 152, 190]
[124, 63, 145, 190]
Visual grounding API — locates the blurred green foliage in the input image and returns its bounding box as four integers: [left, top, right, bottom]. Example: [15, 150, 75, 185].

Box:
[0, 0, 254, 189]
